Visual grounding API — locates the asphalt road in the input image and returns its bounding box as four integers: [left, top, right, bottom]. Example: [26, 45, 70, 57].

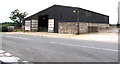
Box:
[1, 33, 118, 62]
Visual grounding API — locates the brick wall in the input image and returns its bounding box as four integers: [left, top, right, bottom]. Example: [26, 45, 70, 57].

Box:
[79, 22, 88, 33]
[58, 22, 78, 34]
[58, 22, 109, 34]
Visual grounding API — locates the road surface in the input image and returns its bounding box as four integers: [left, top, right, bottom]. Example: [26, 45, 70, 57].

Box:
[1, 33, 118, 62]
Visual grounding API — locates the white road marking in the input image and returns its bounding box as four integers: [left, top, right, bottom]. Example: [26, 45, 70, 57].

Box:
[18, 37, 30, 40]
[0, 54, 4, 56]
[50, 42, 118, 52]
[4, 53, 12, 57]
[14, 56, 20, 60]
[6, 36, 30, 40]
[0, 50, 6, 54]
[80, 45, 118, 52]
[0, 50, 21, 62]
[22, 60, 29, 62]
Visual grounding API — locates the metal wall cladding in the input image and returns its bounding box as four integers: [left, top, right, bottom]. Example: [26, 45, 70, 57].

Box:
[24, 5, 109, 33]
[57, 6, 77, 21]
[55, 5, 109, 24]
[78, 9, 109, 24]
[24, 5, 109, 24]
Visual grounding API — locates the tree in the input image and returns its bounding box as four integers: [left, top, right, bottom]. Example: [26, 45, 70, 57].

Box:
[9, 9, 28, 27]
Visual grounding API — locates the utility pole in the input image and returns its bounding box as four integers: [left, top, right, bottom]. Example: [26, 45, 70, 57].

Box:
[118, 1, 120, 28]
[77, 8, 80, 35]
[73, 9, 80, 34]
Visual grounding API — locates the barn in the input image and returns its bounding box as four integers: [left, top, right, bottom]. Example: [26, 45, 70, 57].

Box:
[23, 5, 109, 34]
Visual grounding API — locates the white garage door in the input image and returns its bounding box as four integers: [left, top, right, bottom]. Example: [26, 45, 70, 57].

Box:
[25, 20, 31, 31]
[48, 19, 54, 33]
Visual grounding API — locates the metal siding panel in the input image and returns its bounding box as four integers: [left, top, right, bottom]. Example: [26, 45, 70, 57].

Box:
[79, 9, 109, 24]
[59, 6, 77, 22]
[24, 5, 109, 28]
[78, 7, 109, 24]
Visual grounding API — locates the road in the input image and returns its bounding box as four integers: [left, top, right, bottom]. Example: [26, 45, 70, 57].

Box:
[1, 33, 118, 62]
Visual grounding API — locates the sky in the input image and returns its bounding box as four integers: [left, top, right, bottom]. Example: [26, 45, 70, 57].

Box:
[0, 0, 120, 24]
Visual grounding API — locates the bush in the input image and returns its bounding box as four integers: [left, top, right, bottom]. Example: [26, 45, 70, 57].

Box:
[8, 27, 14, 32]
[2, 26, 8, 32]
[14, 29, 22, 32]
[1, 22, 22, 32]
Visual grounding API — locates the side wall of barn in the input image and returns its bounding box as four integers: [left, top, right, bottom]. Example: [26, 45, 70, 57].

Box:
[58, 22, 109, 34]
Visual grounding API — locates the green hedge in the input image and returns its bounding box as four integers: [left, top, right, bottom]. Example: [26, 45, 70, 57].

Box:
[14, 29, 22, 32]
[2, 26, 8, 32]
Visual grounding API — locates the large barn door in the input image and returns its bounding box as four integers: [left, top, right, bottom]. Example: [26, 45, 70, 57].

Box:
[25, 20, 31, 31]
[38, 15, 48, 32]
[48, 19, 54, 33]
[31, 20, 38, 32]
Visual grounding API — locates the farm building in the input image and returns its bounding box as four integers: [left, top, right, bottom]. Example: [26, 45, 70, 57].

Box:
[23, 5, 109, 34]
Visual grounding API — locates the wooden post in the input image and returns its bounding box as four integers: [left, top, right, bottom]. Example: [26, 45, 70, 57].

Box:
[77, 9, 80, 35]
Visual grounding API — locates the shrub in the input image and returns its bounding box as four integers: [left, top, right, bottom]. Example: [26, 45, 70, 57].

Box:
[14, 29, 22, 32]
[2, 26, 8, 32]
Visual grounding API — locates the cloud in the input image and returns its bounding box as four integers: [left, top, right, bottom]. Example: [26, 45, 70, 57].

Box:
[0, 0, 119, 24]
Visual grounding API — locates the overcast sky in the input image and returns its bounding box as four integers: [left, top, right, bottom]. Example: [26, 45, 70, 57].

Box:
[0, 0, 119, 24]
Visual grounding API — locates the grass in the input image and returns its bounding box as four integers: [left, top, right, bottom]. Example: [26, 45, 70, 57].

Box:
[14, 29, 22, 32]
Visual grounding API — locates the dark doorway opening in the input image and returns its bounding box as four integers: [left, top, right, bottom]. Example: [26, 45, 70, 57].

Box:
[88, 26, 98, 33]
[38, 15, 48, 32]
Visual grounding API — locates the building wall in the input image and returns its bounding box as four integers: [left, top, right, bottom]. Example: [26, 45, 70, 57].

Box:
[79, 22, 88, 33]
[58, 22, 109, 34]
[54, 5, 109, 24]
[24, 5, 109, 24]
[58, 22, 77, 34]
[23, 5, 109, 32]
